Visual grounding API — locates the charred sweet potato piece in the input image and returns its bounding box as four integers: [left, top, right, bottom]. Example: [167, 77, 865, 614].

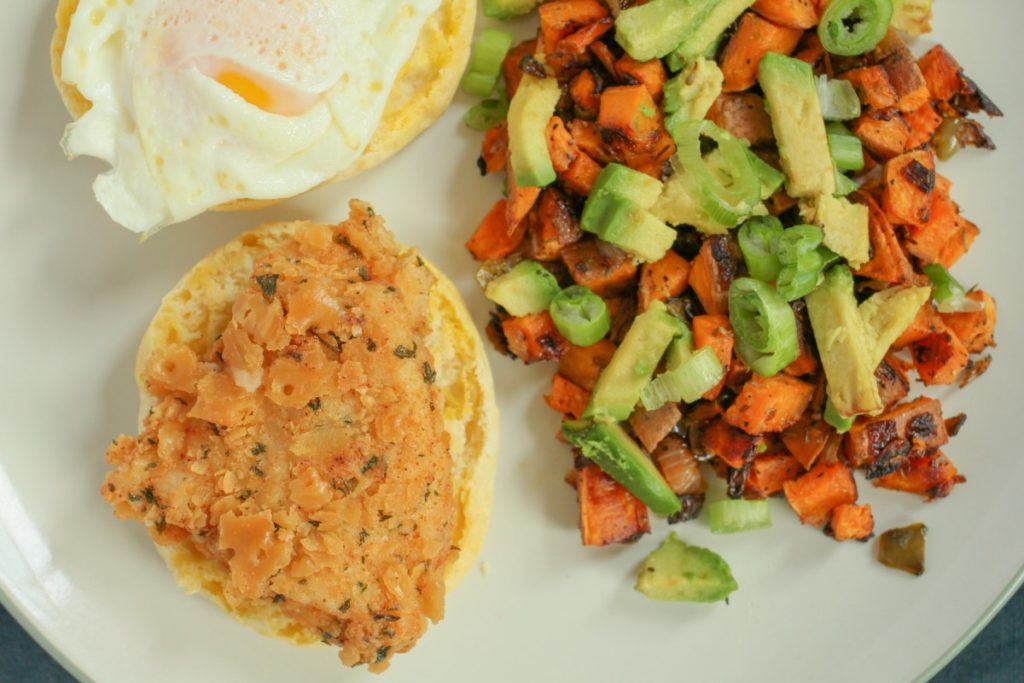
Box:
[689, 236, 741, 316]
[873, 451, 965, 500]
[781, 418, 833, 470]
[638, 251, 690, 311]
[503, 39, 538, 99]
[559, 152, 603, 195]
[880, 38, 931, 113]
[904, 102, 944, 149]
[502, 312, 568, 364]
[702, 418, 761, 469]
[875, 356, 910, 410]
[466, 199, 527, 261]
[558, 339, 617, 390]
[480, 122, 509, 175]
[720, 12, 804, 93]
[840, 66, 899, 109]
[784, 462, 858, 527]
[577, 463, 651, 546]
[883, 149, 936, 225]
[598, 85, 663, 150]
[903, 175, 978, 268]
[560, 239, 638, 296]
[910, 328, 970, 386]
[725, 374, 816, 435]
[851, 109, 910, 160]
[939, 290, 997, 353]
[854, 192, 914, 284]
[570, 69, 602, 119]
[844, 397, 948, 475]
[616, 54, 667, 102]
[745, 453, 803, 499]
[918, 45, 963, 102]
[545, 373, 591, 419]
[708, 93, 775, 146]
[751, 0, 818, 28]
[826, 503, 874, 541]
[693, 314, 734, 400]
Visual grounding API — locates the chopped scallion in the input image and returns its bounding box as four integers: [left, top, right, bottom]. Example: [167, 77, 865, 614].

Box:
[460, 28, 514, 97]
[550, 285, 611, 346]
[640, 346, 724, 410]
[818, 0, 894, 56]
[729, 278, 800, 377]
[708, 499, 772, 534]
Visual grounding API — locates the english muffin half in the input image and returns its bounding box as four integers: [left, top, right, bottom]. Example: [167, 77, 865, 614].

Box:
[102, 201, 497, 671]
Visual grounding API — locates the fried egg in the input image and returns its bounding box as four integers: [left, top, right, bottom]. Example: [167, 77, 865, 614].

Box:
[60, 0, 441, 234]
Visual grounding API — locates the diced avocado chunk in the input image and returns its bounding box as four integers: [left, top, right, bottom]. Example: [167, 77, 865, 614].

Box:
[615, 0, 715, 62]
[673, 0, 755, 63]
[585, 300, 684, 421]
[663, 57, 723, 123]
[805, 265, 883, 418]
[585, 194, 678, 262]
[588, 163, 664, 210]
[507, 74, 560, 188]
[563, 421, 681, 516]
[858, 285, 932, 368]
[758, 53, 836, 199]
[635, 532, 738, 602]
[484, 260, 561, 316]
[482, 0, 539, 20]
[581, 164, 677, 262]
[800, 194, 870, 268]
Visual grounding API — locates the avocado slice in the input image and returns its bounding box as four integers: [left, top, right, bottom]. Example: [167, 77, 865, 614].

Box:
[587, 163, 664, 209]
[758, 53, 836, 199]
[673, 0, 756, 63]
[662, 57, 723, 122]
[507, 73, 561, 188]
[484, 260, 561, 316]
[635, 532, 738, 602]
[800, 193, 870, 268]
[563, 420, 681, 516]
[615, 0, 715, 61]
[805, 265, 883, 418]
[859, 285, 932, 367]
[585, 300, 684, 422]
[482, 0, 539, 20]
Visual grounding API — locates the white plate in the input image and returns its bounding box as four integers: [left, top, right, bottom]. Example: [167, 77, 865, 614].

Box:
[1, 2, 1021, 682]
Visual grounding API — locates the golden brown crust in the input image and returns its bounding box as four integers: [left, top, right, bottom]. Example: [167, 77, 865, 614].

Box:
[135, 214, 497, 647]
[52, 0, 476, 212]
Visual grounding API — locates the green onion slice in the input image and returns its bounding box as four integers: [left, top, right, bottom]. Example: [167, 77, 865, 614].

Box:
[550, 285, 611, 346]
[827, 126, 866, 172]
[708, 499, 772, 534]
[460, 28, 514, 97]
[640, 346, 724, 410]
[818, 0, 894, 57]
[738, 216, 784, 283]
[673, 120, 761, 228]
[464, 98, 509, 131]
[775, 225, 831, 301]
[816, 76, 862, 121]
[729, 278, 800, 377]
[923, 263, 984, 313]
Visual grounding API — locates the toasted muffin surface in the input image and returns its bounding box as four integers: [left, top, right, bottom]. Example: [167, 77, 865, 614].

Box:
[103, 203, 481, 671]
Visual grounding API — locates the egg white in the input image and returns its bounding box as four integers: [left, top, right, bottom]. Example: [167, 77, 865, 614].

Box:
[61, 0, 441, 234]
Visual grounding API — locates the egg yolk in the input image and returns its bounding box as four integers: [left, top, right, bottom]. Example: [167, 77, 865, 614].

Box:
[204, 60, 323, 117]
